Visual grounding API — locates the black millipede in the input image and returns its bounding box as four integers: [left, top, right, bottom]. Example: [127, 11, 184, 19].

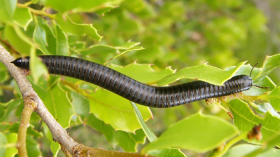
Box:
[11, 55, 264, 108]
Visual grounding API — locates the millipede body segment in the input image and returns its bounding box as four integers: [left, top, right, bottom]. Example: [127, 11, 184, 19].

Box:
[11, 55, 253, 108]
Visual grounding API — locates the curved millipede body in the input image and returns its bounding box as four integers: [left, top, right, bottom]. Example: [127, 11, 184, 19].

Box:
[11, 55, 253, 108]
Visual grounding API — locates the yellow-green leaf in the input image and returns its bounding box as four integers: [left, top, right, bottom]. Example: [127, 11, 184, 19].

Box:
[0, 0, 16, 23]
[13, 8, 32, 29]
[55, 14, 102, 41]
[3, 25, 32, 55]
[229, 99, 280, 146]
[157, 61, 246, 86]
[142, 111, 238, 153]
[89, 89, 152, 132]
[42, 0, 123, 13]
[55, 24, 69, 55]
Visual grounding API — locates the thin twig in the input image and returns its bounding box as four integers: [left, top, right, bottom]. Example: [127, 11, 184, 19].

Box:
[16, 3, 55, 19]
[16, 97, 36, 157]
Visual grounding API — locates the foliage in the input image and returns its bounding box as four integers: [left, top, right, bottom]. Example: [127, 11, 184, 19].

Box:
[0, 0, 280, 157]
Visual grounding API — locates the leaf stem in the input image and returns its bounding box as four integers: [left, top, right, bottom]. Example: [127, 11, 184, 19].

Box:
[13, 25, 35, 47]
[16, 3, 55, 19]
[22, 1, 33, 7]
[4, 143, 17, 148]
[60, 80, 80, 93]
[214, 99, 229, 113]
[131, 102, 157, 142]
[103, 46, 143, 66]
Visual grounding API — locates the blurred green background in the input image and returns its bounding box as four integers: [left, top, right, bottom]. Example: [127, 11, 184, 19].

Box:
[1, 0, 280, 156]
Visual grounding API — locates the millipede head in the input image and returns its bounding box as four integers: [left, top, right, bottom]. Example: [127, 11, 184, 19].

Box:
[11, 57, 30, 70]
[11, 58, 21, 66]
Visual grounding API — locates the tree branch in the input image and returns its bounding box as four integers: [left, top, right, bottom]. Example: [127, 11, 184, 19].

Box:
[0, 44, 77, 155]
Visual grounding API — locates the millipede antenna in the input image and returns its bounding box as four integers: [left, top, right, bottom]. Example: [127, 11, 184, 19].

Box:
[250, 63, 259, 77]
[252, 85, 270, 91]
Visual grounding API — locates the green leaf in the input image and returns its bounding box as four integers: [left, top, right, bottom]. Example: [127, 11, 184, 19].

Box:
[131, 102, 186, 157]
[41, 0, 123, 13]
[267, 87, 280, 111]
[114, 129, 146, 152]
[69, 41, 86, 50]
[0, 0, 16, 23]
[12, 8, 33, 29]
[79, 45, 118, 55]
[55, 14, 102, 41]
[33, 20, 51, 54]
[103, 46, 144, 65]
[0, 125, 10, 133]
[264, 131, 280, 150]
[42, 83, 74, 128]
[257, 103, 280, 118]
[89, 89, 152, 132]
[110, 62, 175, 84]
[55, 24, 69, 55]
[229, 99, 280, 145]
[71, 92, 90, 117]
[142, 111, 238, 153]
[131, 102, 157, 142]
[3, 25, 32, 55]
[28, 76, 48, 100]
[0, 99, 22, 122]
[157, 61, 246, 86]
[0, 62, 7, 71]
[5, 133, 17, 157]
[69, 41, 86, 54]
[0, 71, 9, 83]
[87, 114, 146, 152]
[147, 148, 186, 157]
[26, 135, 41, 157]
[255, 54, 280, 83]
[223, 144, 280, 157]
[41, 20, 57, 55]
[87, 114, 118, 147]
[42, 123, 60, 156]
[0, 132, 7, 157]
[8, 123, 43, 138]
[79, 42, 141, 55]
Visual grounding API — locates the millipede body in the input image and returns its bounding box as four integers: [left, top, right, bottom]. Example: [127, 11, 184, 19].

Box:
[11, 55, 253, 108]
